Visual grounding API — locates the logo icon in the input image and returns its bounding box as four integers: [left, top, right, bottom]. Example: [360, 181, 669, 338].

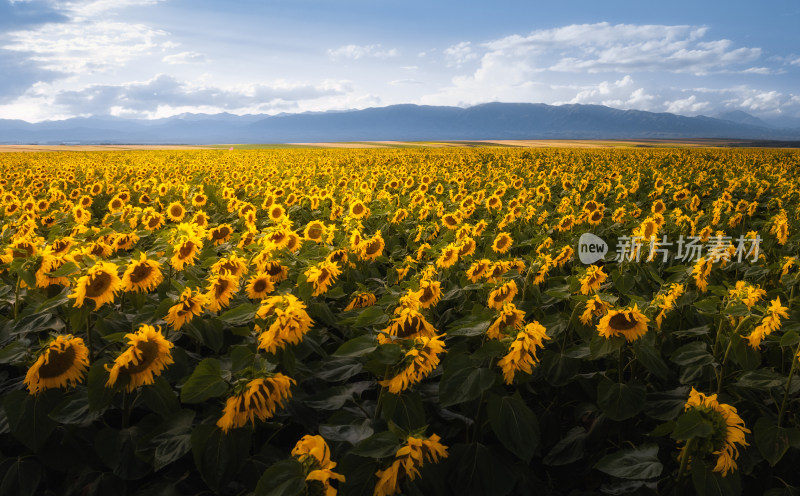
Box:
[578, 233, 608, 264]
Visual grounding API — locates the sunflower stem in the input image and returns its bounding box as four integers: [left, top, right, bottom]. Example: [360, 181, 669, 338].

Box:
[13, 275, 21, 321]
[85, 309, 93, 361]
[777, 341, 800, 427]
[676, 438, 694, 483]
[715, 316, 750, 396]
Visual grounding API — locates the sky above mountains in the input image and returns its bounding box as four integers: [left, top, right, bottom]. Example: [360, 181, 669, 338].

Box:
[1, 0, 798, 123]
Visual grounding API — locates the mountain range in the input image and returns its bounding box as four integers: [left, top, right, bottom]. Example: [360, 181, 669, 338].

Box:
[2, 102, 799, 144]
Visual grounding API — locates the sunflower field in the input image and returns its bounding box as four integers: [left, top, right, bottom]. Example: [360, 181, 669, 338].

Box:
[0, 147, 799, 496]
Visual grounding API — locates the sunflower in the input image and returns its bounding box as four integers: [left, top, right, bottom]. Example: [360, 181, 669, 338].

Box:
[166, 202, 186, 222]
[679, 388, 749, 477]
[579, 265, 607, 295]
[596, 305, 649, 342]
[112, 232, 139, 252]
[497, 321, 550, 384]
[304, 220, 329, 243]
[457, 236, 476, 257]
[165, 288, 208, 330]
[580, 294, 610, 325]
[466, 259, 491, 283]
[142, 211, 165, 231]
[211, 254, 249, 279]
[381, 308, 437, 341]
[35, 254, 73, 288]
[357, 231, 385, 261]
[349, 200, 368, 219]
[191, 211, 209, 228]
[205, 272, 240, 312]
[171, 235, 203, 271]
[488, 280, 518, 310]
[256, 294, 314, 353]
[415, 280, 441, 309]
[555, 215, 574, 232]
[745, 297, 789, 348]
[491, 232, 513, 254]
[380, 335, 446, 394]
[69, 261, 123, 309]
[192, 192, 207, 208]
[292, 435, 346, 496]
[487, 303, 526, 339]
[304, 260, 341, 296]
[122, 252, 163, 293]
[72, 205, 91, 225]
[216, 374, 296, 433]
[246, 272, 275, 300]
[374, 434, 448, 496]
[208, 224, 234, 245]
[436, 243, 460, 269]
[344, 292, 377, 311]
[268, 204, 287, 223]
[24, 335, 90, 395]
[105, 325, 174, 392]
[261, 260, 289, 283]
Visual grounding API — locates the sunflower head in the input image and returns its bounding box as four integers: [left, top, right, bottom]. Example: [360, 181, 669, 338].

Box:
[105, 325, 174, 392]
[596, 305, 649, 342]
[69, 261, 122, 309]
[25, 335, 90, 394]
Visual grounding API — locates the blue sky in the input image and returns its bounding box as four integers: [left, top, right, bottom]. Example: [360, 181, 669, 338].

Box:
[1, 0, 798, 122]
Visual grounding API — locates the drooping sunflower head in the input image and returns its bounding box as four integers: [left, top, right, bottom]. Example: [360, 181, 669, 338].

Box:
[491, 232, 513, 254]
[69, 261, 122, 309]
[680, 388, 750, 477]
[122, 252, 163, 293]
[105, 325, 174, 392]
[487, 280, 518, 310]
[415, 280, 442, 309]
[25, 334, 90, 395]
[596, 305, 649, 342]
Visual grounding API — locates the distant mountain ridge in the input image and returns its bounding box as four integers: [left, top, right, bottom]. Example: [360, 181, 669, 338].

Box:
[1, 102, 799, 144]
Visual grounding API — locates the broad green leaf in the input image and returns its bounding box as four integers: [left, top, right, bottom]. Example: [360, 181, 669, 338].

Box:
[671, 409, 714, 441]
[594, 444, 663, 480]
[597, 380, 646, 421]
[439, 366, 495, 408]
[180, 358, 228, 404]
[254, 458, 307, 496]
[349, 431, 401, 458]
[333, 334, 378, 357]
[487, 393, 539, 462]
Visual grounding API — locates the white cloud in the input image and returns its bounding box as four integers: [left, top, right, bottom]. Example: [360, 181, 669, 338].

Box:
[56, 0, 166, 17]
[389, 79, 423, 86]
[327, 44, 399, 60]
[443, 41, 478, 67]
[4, 20, 168, 74]
[163, 51, 207, 65]
[47, 74, 352, 117]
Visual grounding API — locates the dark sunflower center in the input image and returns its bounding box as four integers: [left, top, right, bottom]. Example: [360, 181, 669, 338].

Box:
[353, 204, 364, 214]
[502, 313, 519, 326]
[213, 227, 231, 240]
[179, 241, 195, 258]
[129, 263, 153, 283]
[609, 313, 638, 330]
[39, 345, 77, 378]
[266, 264, 283, 276]
[170, 206, 183, 217]
[364, 240, 382, 255]
[90, 244, 106, 257]
[307, 226, 323, 239]
[496, 237, 508, 249]
[419, 288, 435, 303]
[221, 261, 239, 274]
[399, 315, 422, 337]
[591, 211, 602, 221]
[85, 272, 112, 297]
[253, 279, 268, 293]
[148, 216, 161, 228]
[215, 279, 230, 298]
[122, 339, 160, 375]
